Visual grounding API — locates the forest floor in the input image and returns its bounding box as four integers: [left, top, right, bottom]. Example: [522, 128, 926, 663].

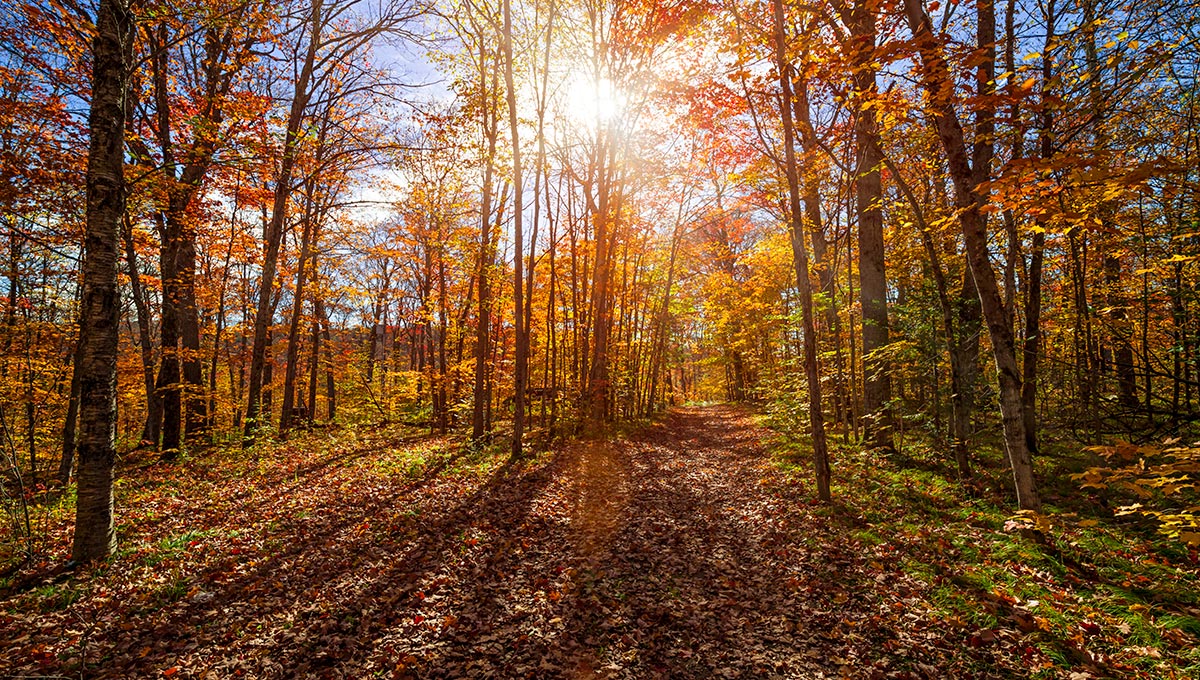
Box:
[1, 406, 1198, 678]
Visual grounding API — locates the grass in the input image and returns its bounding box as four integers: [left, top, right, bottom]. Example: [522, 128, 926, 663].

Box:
[136, 529, 214, 567]
[31, 582, 80, 612]
[762, 414, 1200, 679]
[0, 423, 496, 596]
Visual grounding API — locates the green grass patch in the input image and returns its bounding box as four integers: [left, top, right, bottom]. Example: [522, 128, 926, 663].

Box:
[30, 582, 81, 613]
[764, 418, 1200, 678]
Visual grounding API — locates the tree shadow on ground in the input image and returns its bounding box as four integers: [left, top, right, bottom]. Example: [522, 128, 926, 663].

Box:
[16, 406, 1163, 679]
[91, 446, 562, 678]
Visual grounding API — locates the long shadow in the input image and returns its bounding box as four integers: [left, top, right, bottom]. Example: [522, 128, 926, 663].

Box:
[387, 448, 587, 678]
[113, 431, 460, 559]
[271, 453, 562, 677]
[87, 430, 405, 539]
[0, 431, 435, 600]
[81, 443, 565, 678]
[539, 405, 1039, 678]
[527, 407, 850, 678]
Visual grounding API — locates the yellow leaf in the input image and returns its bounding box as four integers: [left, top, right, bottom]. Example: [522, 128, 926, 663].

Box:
[1116, 503, 1145, 515]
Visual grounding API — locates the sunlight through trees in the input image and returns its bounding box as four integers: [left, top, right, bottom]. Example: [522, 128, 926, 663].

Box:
[0, 0, 1198, 565]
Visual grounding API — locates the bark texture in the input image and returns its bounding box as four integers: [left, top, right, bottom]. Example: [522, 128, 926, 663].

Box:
[73, 0, 134, 562]
[902, 0, 1041, 511]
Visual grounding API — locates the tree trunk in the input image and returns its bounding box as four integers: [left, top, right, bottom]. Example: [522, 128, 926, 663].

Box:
[58, 315, 85, 485]
[502, 0, 527, 458]
[774, 0, 831, 501]
[244, 0, 321, 445]
[121, 217, 160, 445]
[280, 178, 321, 434]
[156, 215, 182, 456]
[179, 233, 206, 440]
[314, 295, 335, 420]
[902, 0, 1041, 511]
[952, 270, 980, 475]
[73, 0, 133, 562]
[845, 3, 893, 451]
[472, 48, 502, 443]
[885, 156, 973, 478]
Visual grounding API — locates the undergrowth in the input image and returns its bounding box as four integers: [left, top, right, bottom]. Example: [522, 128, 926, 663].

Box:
[763, 415, 1200, 678]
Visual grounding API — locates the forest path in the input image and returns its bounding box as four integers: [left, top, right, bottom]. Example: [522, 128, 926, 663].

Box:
[552, 405, 833, 678]
[357, 404, 857, 678]
[5, 406, 946, 679]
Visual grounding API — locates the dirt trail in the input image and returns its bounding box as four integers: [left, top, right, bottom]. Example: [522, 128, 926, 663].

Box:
[383, 405, 852, 678]
[570, 440, 630, 564]
[8, 406, 939, 679]
[549, 406, 832, 679]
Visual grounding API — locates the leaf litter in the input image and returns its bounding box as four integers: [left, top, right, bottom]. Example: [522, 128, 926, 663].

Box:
[2, 407, 1194, 678]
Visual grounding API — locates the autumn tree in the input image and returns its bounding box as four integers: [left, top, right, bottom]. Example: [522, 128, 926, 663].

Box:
[130, 0, 272, 456]
[771, 0, 831, 500]
[72, 0, 136, 562]
[900, 0, 1040, 510]
[243, 0, 422, 443]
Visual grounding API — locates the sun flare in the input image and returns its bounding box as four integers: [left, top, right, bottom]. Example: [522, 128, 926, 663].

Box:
[562, 74, 627, 125]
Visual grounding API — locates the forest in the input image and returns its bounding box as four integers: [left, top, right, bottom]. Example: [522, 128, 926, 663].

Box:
[1, 0, 1200, 675]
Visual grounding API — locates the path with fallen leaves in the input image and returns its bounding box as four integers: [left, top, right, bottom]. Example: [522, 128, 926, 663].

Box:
[3, 406, 972, 679]
[345, 404, 869, 679]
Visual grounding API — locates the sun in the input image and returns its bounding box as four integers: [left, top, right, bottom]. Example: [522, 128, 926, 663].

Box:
[562, 74, 627, 126]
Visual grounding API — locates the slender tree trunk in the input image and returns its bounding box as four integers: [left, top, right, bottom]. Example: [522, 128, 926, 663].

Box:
[1001, 0, 1023, 325]
[145, 26, 183, 458]
[1023, 0, 1059, 438]
[774, 0, 831, 501]
[435, 242, 449, 432]
[281, 176, 321, 434]
[472, 49, 502, 443]
[902, 0, 1041, 511]
[244, 0, 321, 445]
[587, 185, 615, 430]
[179, 233, 206, 440]
[648, 214, 684, 416]
[307, 294, 320, 420]
[59, 312, 85, 485]
[502, 0, 527, 457]
[208, 214, 238, 432]
[953, 270, 980, 471]
[262, 328, 274, 425]
[795, 71, 848, 431]
[844, 2, 893, 451]
[314, 295, 335, 420]
[1022, 134, 1048, 460]
[121, 218, 160, 445]
[73, 0, 133, 562]
[156, 217, 181, 455]
[885, 158, 973, 477]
